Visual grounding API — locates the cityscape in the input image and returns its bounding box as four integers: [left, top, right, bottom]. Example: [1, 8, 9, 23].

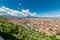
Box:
[0, 0, 60, 40]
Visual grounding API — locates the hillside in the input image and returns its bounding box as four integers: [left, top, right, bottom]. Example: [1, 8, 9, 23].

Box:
[0, 20, 59, 40]
[4, 18, 60, 35]
[0, 17, 60, 40]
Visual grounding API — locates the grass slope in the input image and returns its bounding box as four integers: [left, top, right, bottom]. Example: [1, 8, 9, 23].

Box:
[0, 20, 59, 40]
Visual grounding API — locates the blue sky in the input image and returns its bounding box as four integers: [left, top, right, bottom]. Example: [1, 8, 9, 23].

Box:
[0, 0, 60, 17]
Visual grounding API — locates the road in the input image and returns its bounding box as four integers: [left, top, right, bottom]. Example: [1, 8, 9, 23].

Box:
[0, 36, 4, 40]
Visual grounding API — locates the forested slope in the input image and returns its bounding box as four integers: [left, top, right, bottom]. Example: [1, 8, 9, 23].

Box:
[0, 20, 59, 40]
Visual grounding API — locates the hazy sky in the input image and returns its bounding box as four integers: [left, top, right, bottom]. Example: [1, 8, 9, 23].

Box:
[0, 0, 60, 17]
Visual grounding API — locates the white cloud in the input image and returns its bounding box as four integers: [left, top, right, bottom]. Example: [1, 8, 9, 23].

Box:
[19, 3, 21, 6]
[0, 6, 36, 17]
[21, 9, 36, 16]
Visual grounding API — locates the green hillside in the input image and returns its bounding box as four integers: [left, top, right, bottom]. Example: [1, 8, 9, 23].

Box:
[0, 20, 59, 40]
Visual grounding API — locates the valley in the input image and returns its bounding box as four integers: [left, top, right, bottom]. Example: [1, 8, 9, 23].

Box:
[4, 18, 60, 35]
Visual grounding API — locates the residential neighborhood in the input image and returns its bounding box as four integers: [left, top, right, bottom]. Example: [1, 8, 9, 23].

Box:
[5, 18, 60, 35]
